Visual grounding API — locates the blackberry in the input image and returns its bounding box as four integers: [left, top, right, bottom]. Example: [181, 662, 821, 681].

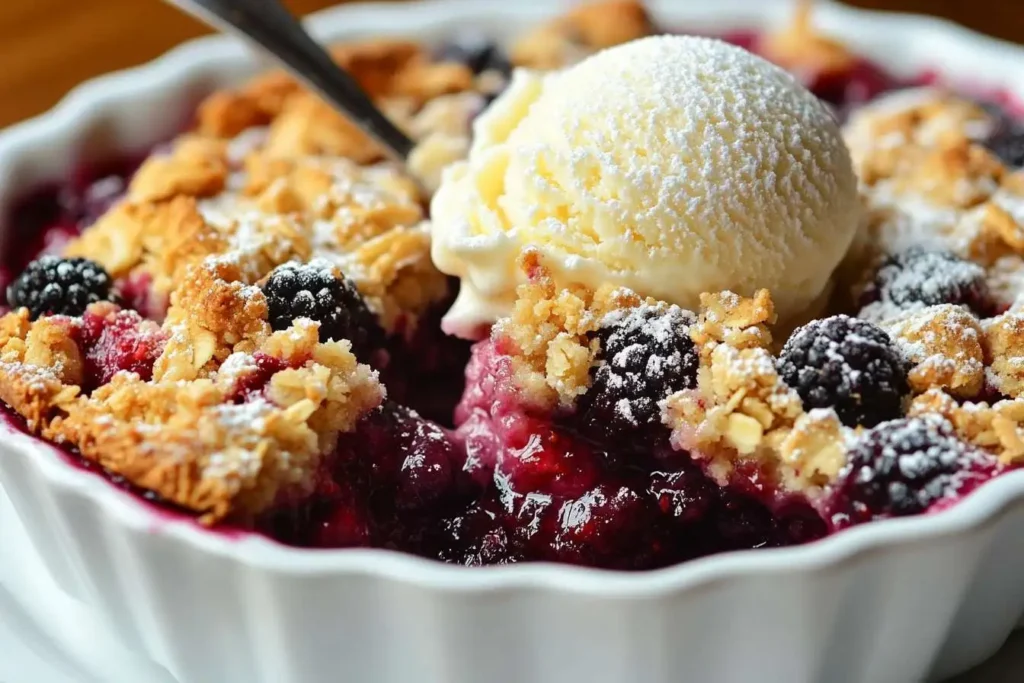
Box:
[831, 416, 998, 522]
[7, 256, 114, 320]
[860, 248, 991, 317]
[777, 315, 908, 428]
[575, 305, 698, 445]
[984, 126, 1024, 168]
[435, 38, 511, 76]
[261, 262, 382, 357]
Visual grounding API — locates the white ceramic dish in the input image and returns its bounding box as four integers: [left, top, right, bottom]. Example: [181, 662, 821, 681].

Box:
[3, 2, 1024, 682]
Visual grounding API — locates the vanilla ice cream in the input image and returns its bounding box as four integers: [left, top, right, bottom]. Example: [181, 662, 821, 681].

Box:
[431, 35, 860, 337]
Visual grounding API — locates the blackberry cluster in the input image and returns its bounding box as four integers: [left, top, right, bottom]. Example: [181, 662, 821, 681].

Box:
[861, 248, 991, 316]
[777, 315, 908, 428]
[575, 305, 698, 445]
[834, 416, 993, 521]
[7, 256, 115, 320]
[261, 262, 383, 359]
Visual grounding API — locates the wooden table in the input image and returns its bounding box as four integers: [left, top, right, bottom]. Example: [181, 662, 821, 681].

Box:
[0, 1, 1021, 128]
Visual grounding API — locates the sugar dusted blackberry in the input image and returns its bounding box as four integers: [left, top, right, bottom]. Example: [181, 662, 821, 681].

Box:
[575, 305, 698, 445]
[860, 248, 991, 318]
[7, 256, 115, 320]
[830, 416, 1000, 523]
[262, 261, 382, 357]
[777, 315, 908, 428]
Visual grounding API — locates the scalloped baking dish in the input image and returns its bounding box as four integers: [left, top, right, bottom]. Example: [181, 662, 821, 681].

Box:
[3, 1, 1024, 682]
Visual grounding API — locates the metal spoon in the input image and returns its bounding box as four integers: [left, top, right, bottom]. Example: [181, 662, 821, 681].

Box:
[165, 0, 416, 162]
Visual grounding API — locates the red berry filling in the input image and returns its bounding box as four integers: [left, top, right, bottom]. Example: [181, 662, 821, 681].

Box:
[78, 307, 167, 390]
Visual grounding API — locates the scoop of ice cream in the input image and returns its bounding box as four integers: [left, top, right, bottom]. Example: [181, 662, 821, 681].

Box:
[431, 35, 860, 337]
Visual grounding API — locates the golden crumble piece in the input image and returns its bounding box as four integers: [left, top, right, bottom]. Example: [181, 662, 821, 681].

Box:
[663, 289, 811, 488]
[23, 317, 84, 387]
[243, 154, 329, 205]
[760, 0, 855, 79]
[511, 0, 653, 69]
[983, 310, 1024, 398]
[329, 39, 422, 95]
[266, 335, 384, 450]
[145, 197, 234, 292]
[968, 175, 1024, 264]
[65, 197, 230, 298]
[850, 135, 1013, 262]
[197, 71, 301, 137]
[128, 135, 229, 203]
[390, 60, 475, 104]
[909, 388, 1024, 464]
[405, 91, 485, 191]
[0, 310, 81, 432]
[233, 152, 444, 333]
[664, 342, 806, 486]
[330, 39, 472, 104]
[196, 89, 272, 139]
[881, 304, 985, 398]
[689, 289, 776, 360]
[890, 139, 1004, 210]
[968, 201, 1024, 264]
[345, 224, 450, 332]
[264, 95, 385, 163]
[155, 262, 271, 382]
[777, 409, 849, 490]
[0, 309, 31, 348]
[844, 90, 996, 183]
[64, 202, 146, 278]
[238, 153, 442, 333]
[198, 38, 473, 145]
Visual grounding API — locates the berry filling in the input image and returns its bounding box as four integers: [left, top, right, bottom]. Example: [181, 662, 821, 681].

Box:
[78, 306, 167, 390]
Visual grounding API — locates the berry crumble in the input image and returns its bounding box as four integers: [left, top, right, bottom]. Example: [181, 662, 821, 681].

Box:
[2, 0, 1024, 570]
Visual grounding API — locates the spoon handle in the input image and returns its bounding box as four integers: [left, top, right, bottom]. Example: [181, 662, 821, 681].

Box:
[166, 0, 415, 161]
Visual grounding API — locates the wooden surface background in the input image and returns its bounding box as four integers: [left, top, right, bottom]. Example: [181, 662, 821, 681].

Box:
[0, 1, 1020, 127]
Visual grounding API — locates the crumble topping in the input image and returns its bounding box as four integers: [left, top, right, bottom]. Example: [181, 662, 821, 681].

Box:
[880, 304, 985, 398]
[44, 318, 383, 523]
[759, 0, 856, 80]
[688, 289, 776, 356]
[493, 251, 642, 409]
[0, 310, 81, 431]
[909, 389, 1024, 465]
[984, 308, 1024, 398]
[663, 291, 843, 491]
[510, 0, 653, 70]
[840, 90, 1024, 308]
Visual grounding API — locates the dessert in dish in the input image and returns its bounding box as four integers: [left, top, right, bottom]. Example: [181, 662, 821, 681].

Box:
[2, 0, 1024, 569]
